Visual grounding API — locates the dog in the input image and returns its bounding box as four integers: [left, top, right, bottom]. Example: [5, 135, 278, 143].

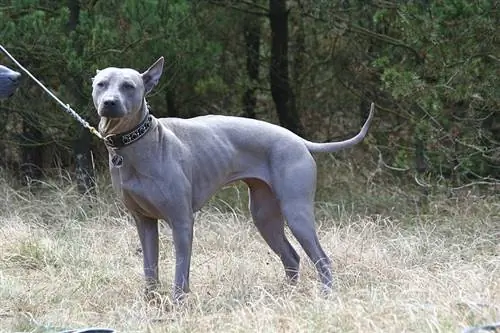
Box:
[92, 57, 374, 301]
[0, 65, 21, 99]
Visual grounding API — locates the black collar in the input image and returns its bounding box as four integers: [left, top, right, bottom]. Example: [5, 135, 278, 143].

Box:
[104, 114, 153, 149]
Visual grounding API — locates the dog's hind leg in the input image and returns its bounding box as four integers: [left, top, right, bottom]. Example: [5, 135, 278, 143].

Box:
[245, 178, 300, 283]
[271, 154, 333, 292]
[281, 201, 333, 292]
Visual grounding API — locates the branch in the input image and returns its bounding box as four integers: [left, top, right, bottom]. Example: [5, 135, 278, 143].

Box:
[451, 180, 500, 192]
[446, 53, 500, 68]
[298, 10, 422, 63]
[414, 174, 432, 188]
[374, 146, 411, 172]
[85, 36, 163, 60]
[207, 0, 269, 17]
[240, 0, 269, 13]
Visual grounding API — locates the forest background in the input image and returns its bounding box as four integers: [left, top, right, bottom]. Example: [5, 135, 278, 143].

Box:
[0, 2, 499, 332]
[0, 0, 498, 196]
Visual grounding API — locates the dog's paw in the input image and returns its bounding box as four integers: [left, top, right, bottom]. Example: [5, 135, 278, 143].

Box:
[144, 285, 173, 311]
[172, 287, 190, 305]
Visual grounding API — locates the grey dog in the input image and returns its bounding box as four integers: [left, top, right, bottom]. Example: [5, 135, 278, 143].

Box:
[0, 65, 21, 99]
[92, 57, 374, 301]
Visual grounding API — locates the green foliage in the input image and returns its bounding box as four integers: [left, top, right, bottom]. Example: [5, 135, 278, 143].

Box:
[0, 0, 498, 184]
[0, 0, 227, 170]
[371, 0, 499, 180]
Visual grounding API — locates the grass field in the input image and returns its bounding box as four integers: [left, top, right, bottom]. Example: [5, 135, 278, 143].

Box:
[0, 162, 498, 333]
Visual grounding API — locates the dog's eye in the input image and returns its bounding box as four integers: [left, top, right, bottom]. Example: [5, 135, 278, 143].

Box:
[122, 82, 135, 90]
[96, 81, 106, 88]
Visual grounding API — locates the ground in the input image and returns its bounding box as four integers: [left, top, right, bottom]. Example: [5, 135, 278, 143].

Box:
[0, 163, 498, 333]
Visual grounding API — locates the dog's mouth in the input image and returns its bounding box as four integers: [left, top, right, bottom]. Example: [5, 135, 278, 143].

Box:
[99, 110, 124, 118]
[9, 75, 20, 83]
[0, 86, 18, 99]
[98, 104, 126, 118]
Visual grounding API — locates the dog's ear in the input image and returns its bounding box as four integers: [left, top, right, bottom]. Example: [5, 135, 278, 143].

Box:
[141, 57, 164, 95]
[91, 69, 100, 82]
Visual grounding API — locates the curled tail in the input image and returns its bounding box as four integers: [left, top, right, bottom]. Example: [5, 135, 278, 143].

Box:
[305, 102, 375, 153]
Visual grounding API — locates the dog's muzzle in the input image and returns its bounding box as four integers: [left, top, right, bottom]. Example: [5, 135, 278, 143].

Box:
[99, 98, 125, 118]
[0, 65, 21, 99]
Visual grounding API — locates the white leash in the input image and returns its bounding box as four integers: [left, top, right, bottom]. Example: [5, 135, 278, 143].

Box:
[0, 44, 104, 141]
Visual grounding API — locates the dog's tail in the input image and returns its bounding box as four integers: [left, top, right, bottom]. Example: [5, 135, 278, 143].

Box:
[304, 102, 375, 153]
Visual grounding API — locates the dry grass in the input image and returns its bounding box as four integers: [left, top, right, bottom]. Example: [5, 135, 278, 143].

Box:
[0, 169, 498, 333]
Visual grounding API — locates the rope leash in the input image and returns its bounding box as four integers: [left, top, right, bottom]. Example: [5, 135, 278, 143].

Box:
[0, 44, 104, 141]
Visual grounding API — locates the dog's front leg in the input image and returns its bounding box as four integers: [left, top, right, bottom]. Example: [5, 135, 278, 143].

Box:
[169, 213, 194, 302]
[133, 213, 159, 297]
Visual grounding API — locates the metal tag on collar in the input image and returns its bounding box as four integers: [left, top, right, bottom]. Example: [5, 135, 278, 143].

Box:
[111, 154, 123, 168]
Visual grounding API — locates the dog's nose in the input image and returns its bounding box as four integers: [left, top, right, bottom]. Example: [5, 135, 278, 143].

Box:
[10, 72, 21, 82]
[99, 95, 124, 118]
[103, 99, 117, 107]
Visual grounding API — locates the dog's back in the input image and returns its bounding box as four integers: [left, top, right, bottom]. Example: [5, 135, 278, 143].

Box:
[158, 114, 305, 151]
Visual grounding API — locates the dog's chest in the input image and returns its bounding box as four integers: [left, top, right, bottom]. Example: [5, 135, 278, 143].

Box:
[109, 165, 163, 219]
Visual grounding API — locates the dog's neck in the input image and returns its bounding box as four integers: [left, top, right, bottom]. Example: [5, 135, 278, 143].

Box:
[99, 99, 149, 137]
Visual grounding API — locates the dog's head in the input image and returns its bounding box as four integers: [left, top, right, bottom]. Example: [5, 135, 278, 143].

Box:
[0, 65, 21, 99]
[92, 57, 164, 119]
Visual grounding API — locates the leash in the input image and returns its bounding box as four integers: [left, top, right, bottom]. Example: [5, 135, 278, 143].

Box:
[0, 44, 104, 141]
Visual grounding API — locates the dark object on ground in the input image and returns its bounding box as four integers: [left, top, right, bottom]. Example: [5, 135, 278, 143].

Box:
[59, 328, 116, 333]
[462, 322, 500, 333]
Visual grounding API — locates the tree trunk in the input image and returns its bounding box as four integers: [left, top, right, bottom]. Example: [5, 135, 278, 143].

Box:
[291, 5, 305, 117]
[68, 0, 96, 194]
[269, 0, 303, 136]
[166, 88, 178, 117]
[74, 128, 95, 194]
[242, 9, 261, 119]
